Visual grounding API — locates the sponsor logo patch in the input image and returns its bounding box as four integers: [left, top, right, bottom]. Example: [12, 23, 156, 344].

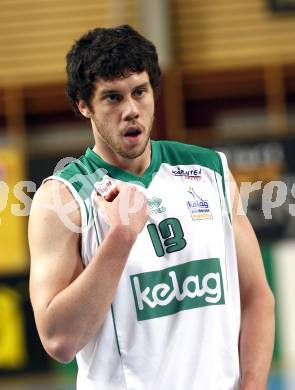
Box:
[171, 166, 202, 180]
[94, 174, 117, 198]
[147, 197, 166, 216]
[186, 186, 213, 220]
[130, 258, 225, 321]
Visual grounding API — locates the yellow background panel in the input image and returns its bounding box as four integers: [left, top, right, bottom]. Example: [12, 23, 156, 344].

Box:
[0, 147, 27, 273]
[0, 286, 27, 368]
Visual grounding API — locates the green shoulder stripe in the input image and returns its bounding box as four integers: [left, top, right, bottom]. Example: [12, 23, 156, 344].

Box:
[158, 140, 223, 176]
[53, 141, 226, 199]
[159, 141, 230, 220]
[54, 154, 106, 201]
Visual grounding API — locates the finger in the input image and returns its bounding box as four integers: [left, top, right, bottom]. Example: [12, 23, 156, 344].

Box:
[96, 183, 119, 202]
[103, 187, 119, 202]
[95, 176, 118, 199]
[117, 186, 146, 225]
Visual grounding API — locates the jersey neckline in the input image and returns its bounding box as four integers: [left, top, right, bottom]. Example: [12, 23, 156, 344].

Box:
[85, 140, 161, 187]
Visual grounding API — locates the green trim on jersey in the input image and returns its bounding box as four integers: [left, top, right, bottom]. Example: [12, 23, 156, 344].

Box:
[90, 204, 100, 245]
[89, 206, 122, 357]
[85, 140, 224, 187]
[54, 140, 229, 217]
[54, 155, 100, 200]
[214, 168, 232, 224]
[158, 142, 231, 221]
[214, 152, 231, 222]
[159, 140, 223, 176]
[111, 305, 121, 357]
[56, 140, 223, 187]
[84, 141, 161, 187]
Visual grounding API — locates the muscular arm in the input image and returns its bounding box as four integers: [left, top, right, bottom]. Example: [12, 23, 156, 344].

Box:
[29, 180, 147, 363]
[229, 172, 275, 389]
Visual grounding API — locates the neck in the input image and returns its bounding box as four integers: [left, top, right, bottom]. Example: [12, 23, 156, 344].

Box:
[93, 141, 151, 176]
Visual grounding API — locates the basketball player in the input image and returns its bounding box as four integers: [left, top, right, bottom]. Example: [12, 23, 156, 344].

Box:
[29, 25, 275, 390]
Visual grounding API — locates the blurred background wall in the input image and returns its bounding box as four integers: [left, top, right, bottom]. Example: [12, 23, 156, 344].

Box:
[1, 0, 295, 389]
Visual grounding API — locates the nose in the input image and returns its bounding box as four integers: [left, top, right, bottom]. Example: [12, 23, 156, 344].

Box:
[122, 97, 139, 121]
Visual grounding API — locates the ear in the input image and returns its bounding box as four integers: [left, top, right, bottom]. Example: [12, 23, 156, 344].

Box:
[76, 100, 92, 118]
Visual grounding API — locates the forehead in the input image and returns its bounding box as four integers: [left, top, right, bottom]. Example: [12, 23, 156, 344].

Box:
[94, 71, 150, 94]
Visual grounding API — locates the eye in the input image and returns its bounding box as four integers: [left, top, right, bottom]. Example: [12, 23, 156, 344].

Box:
[105, 93, 122, 103]
[133, 88, 146, 97]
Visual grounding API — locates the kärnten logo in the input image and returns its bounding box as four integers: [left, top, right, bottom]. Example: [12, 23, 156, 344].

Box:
[130, 258, 224, 321]
[186, 186, 213, 221]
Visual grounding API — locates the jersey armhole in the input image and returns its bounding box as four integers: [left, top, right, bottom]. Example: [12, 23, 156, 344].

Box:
[42, 175, 89, 262]
[216, 152, 232, 223]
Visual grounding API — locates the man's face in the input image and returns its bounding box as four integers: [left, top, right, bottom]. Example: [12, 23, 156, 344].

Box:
[86, 71, 155, 161]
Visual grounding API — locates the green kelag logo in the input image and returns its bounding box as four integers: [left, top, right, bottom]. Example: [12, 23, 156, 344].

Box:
[130, 258, 225, 321]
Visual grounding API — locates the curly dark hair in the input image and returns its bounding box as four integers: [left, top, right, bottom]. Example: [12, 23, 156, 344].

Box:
[66, 24, 162, 115]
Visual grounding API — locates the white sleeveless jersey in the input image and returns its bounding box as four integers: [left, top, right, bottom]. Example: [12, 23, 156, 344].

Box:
[46, 140, 241, 390]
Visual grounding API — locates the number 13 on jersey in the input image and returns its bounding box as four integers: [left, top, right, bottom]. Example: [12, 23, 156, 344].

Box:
[147, 217, 187, 257]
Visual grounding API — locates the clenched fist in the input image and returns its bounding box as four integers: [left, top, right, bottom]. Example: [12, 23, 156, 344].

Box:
[95, 182, 149, 237]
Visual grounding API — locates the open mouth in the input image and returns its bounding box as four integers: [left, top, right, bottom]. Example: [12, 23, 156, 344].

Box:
[123, 127, 142, 139]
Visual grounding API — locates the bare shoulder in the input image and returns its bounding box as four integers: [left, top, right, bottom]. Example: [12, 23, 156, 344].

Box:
[29, 179, 82, 263]
[29, 179, 84, 312]
[30, 179, 80, 223]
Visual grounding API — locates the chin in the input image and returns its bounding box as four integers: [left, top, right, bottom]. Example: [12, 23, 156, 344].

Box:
[120, 150, 144, 160]
[120, 146, 146, 159]
[120, 140, 150, 160]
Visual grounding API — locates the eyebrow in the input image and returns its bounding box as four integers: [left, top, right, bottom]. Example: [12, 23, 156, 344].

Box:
[99, 82, 150, 96]
[100, 88, 120, 96]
